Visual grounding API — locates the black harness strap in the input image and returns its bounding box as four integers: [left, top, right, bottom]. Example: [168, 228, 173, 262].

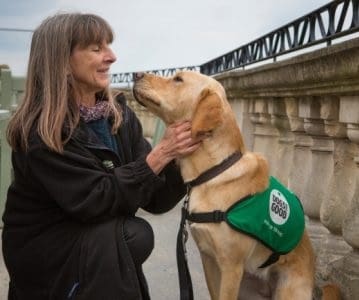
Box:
[187, 210, 226, 223]
[185, 152, 242, 188]
[258, 252, 281, 268]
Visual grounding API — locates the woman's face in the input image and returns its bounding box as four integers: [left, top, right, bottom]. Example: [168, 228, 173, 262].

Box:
[70, 41, 116, 97]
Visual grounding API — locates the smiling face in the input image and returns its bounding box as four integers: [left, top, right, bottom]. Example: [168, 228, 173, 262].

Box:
[70, 41, 116, 102]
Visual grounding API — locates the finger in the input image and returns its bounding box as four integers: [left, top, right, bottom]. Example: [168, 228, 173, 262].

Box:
[181, 142, 201, 155]
[175, 130, 192, 143]
[176, 138, 201, 153]
[188, 139, 202, 147]
[173, 121, 191, 132]
[163, 122, 188, 138]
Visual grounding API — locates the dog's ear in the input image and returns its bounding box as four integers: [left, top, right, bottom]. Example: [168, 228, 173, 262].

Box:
[191, 88, 224, 138]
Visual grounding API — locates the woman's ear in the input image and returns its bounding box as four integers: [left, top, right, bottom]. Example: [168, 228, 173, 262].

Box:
[191, 88, 224, 138]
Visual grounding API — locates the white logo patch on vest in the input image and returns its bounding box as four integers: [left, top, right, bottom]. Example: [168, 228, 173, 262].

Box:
[269, 189, 290, 225]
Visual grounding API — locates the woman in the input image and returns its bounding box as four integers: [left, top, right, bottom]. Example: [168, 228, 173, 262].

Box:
[2, 13, 201, 300]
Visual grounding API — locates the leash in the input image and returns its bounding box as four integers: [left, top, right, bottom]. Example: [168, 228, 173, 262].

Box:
[176, 188, 194, 300]
[176, 151, 242, 300]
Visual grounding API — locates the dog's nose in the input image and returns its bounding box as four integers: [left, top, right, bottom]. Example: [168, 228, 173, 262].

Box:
[134, 72, 144, 81]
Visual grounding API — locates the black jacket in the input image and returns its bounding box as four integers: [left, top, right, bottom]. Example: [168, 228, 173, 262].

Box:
[2, 101, 186, 300]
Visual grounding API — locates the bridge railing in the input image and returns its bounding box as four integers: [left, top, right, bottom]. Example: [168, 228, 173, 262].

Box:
[111, 65, 199, 86]
[111, 0, 359, 84]
[201, 0, 359, 75]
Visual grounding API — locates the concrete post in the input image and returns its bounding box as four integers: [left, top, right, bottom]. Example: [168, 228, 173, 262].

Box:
[250, 98, 280, 175]
[269, 98, 294, 186]
[329, 96, 359, 299]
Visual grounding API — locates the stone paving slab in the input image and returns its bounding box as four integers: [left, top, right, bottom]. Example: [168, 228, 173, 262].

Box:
[0, 202, 209, 300]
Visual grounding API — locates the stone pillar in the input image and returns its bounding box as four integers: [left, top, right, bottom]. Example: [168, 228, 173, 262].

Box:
[230, 97, 254, 151]
[293, 96, 341, 283]
[250, 98, 280, 174]
[329, 96, 359, 299]
[319, 96, 355, 234]
[286, 97, 313, 201]
[269, 98, 294, 185]
[300, 96, 333, 220]
[313, 97, 353, 291]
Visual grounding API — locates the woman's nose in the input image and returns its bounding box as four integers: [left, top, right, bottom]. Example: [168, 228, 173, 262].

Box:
[105, 48, 117, 64]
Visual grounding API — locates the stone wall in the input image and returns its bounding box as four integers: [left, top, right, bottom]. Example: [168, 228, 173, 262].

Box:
[214, 37, 359, 299]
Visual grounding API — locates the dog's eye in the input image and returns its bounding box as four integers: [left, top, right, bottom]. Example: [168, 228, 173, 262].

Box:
[173, 76, 183, 82]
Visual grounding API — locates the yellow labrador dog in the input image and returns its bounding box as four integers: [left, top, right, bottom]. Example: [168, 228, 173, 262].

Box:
[133, 71, 339, 300]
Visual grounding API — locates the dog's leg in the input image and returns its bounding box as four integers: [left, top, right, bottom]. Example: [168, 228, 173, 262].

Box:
[199, 252, 221, 299]
[216, 263, 243, 300]
[272, 273, 313, 300]
[200, 252, 243, 300]
[272, 232, 314, 300]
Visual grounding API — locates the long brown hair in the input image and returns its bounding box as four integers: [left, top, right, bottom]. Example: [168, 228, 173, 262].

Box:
[7, 13, 122, 153]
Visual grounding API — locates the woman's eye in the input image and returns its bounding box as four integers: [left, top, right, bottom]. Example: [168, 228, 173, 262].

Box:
[91, 45, 101, 52]
[173, 76, 183, 82]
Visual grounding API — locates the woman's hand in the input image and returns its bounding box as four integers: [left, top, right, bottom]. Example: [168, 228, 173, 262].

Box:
[146, 121, 202, 174]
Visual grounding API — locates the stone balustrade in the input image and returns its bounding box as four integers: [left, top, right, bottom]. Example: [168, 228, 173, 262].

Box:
[214, 37, 359, 299]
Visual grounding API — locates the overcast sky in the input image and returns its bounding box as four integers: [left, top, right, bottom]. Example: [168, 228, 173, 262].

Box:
[0, 0, 330, 77]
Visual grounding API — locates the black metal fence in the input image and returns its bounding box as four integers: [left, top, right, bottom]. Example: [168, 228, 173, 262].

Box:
[111, 0, 359, 84]
[111, 66, 199, 85]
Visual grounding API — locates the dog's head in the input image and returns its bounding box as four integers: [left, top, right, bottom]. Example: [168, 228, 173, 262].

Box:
[133, 71, 231, 139]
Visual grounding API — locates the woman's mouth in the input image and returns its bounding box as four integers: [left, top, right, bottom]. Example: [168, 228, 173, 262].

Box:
[97, 68, 110, 76]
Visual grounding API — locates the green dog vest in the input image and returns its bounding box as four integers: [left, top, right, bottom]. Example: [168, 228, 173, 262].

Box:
[226, 176, 305, 254]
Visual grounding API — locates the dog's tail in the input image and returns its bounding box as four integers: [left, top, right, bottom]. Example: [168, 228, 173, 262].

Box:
[321, 283, 341, 300]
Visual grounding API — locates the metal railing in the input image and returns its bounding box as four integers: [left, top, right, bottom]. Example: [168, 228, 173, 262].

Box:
[111, 0, 359, 84]
[200, 0, 359, 75]
[111, 65, 199, 85]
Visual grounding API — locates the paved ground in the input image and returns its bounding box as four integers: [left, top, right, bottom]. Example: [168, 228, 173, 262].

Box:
[0, 202, 210, 300]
